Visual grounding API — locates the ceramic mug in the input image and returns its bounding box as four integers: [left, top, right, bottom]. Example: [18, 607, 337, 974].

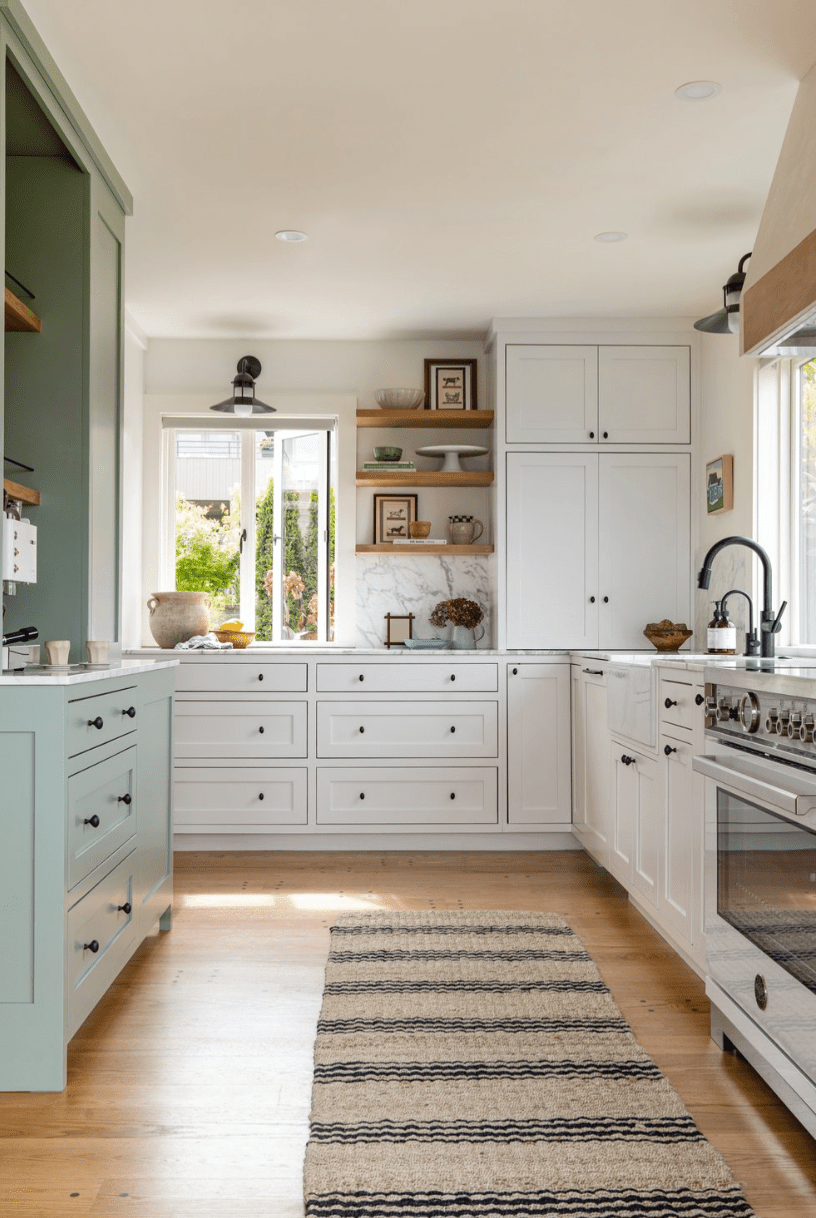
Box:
[86, 640, 110, 664]
[449, 518, 484, 545]
[44, 639, 70, 666]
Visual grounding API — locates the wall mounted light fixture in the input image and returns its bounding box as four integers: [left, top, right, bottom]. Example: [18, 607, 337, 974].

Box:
[210, 356, 276, 416]
[694, 253, 751, 334]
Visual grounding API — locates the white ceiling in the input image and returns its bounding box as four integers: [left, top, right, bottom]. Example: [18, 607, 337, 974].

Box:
[20, 0, 816, 340]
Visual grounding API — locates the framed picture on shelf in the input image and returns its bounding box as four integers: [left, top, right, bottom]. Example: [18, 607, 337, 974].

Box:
[384, 612, 415, 648]
[373, 493, 418, 543]
[706, 455, 733, 515]
[424, 358, 477, 411]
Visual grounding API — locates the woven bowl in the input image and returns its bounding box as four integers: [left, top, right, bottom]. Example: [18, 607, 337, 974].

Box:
[374, 388, 425, 410]
[213, 629, 255, 649]
[643, 620, 692, 652]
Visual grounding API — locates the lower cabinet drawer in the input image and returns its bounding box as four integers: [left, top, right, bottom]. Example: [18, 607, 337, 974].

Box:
[68, 746, 137, 890]
[67, 852, 138, 1038]
[316, 662, 499, 694]
[175, 661, 308, 694]
[174, 767, 307, 827]
[316, 767, 498, 825]
[66, 685, 138, 758]
[317, 700, 498, 758]
[174, 701, 307, 758]
[660, 679, 699, 732]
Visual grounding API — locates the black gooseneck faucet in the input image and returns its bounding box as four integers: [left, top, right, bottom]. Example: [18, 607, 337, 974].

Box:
[697, 536, 786, 659]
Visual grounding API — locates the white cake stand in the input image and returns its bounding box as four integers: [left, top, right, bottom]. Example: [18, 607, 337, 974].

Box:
[415, 444, 489, 473]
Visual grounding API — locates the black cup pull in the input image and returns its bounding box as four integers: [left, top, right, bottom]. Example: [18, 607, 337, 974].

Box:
[84, 940, 100, 954]
[84, 814, 100, 828]
[695, 693, 705, 706]
[118, 903, 132, 915]
[259, 792, 265, 801]
[88, 716, 104, 730]
[664, 744, 677, 756]
[259, 726, 265, 734]
[664, 698, 677, 708]
[258, 673, 264, 681]
[122, 706, 136, 719]
[118, 793, 132, 805]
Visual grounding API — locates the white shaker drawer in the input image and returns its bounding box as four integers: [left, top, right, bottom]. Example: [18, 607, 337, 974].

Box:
[68, 746, 137, 890]
[66, 686, 139, 758]
[174, 767, 307, 827]
[175, 661, 307, 694]
[660, 680, 701, 733]
[317, 700, 498, 758]
[67, 852, 138, 1037]
[317, 767, 498, 825]
[174, 701, 307, 759]
[316, 662, 498, 694]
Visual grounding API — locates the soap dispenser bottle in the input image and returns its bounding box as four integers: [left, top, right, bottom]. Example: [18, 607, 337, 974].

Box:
[707, 600, 737, 655]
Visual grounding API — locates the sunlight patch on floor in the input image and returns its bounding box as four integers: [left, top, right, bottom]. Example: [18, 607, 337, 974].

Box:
[180, 892, 390, 911]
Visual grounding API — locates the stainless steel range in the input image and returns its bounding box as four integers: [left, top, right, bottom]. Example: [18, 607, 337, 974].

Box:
[694, 663, 816, 1136]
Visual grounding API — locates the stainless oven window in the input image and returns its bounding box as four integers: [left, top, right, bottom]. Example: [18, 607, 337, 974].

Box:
[717, 789, 816, 994]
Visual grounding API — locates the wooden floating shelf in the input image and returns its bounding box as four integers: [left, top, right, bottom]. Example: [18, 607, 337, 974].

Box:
[3, 477, 40, 506]
[356, 470, 494, 488]
[357, 544, 494, 556]
[5, 288, 41, 333]
[356, 409, 494, 429]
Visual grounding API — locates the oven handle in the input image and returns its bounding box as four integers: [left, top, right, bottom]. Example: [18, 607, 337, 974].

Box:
[693, 753, 816, 822]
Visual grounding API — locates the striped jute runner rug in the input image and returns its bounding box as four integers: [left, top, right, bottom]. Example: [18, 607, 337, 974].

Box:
[303, 910, 757, 1218]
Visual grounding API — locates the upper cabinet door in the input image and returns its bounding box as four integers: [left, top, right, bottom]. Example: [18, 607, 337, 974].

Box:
[506, 452, 599, 649]
[506, 345, 598, 443]
[597, 453, 690, 650]
[598, 346, 690, 443]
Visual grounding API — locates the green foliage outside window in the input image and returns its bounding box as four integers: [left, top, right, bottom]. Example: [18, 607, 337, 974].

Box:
[174, 493, 239, 619]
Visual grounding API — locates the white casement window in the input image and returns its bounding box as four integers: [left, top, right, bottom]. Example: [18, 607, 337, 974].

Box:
[161, 415, 336, 643]
[791, 358, 816, 644]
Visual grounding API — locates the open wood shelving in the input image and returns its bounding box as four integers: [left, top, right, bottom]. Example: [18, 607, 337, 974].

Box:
[356, 409, 494, 429]
[356, 543, 494, 556]
[3, 477, 40, 505]
[356, 470, 494, 488]
[4, 287, 41, 333]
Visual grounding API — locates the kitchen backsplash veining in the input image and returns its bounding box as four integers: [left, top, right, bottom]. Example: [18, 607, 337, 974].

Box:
[355, 553, 492, 649]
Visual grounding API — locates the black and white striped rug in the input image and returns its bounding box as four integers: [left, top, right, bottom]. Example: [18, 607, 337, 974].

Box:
[303, 910, 756, 1218]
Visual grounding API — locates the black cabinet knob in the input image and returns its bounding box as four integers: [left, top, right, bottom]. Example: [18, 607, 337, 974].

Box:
[259, 792, 264, 801]
[450, 674, 456, 682]
[358, 674, 364, 682]
[512, 667, 518, 674]
[118, 903, 132, 915]
[695, 693, 705, 706]
[118, 793, 132, 806]
[84, 940, 100, 954]
[88, 716, 104, 730]
[603, 596, 609, 603]
[122, 706, 136, 719]
[589, 431, 595, 439]
[664, 698, 677, 708]
[359, 792, 365, 800]
[259, 726, 265, 734]
[450, 792, 456, 800]
[450, 725, 456, 733]
[664, 744, 677, 756]
[359, 725, 365, 733]
[84, 814, 100, 828]
[603, 431, 609, 439]
[589, 596, 596, 603]
[258, 673, 264, 681]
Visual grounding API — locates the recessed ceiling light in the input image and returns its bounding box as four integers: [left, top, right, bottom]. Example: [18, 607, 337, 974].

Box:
[594, 231, 628, 243]
[275, 230, 309, 242]
[675, 80, 721, 102]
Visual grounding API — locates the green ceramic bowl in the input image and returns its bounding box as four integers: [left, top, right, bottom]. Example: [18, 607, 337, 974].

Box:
[373, 446, 403, 462]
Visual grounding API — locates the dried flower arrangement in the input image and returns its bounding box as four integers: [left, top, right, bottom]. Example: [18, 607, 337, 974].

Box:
[429, 597, 484, 630]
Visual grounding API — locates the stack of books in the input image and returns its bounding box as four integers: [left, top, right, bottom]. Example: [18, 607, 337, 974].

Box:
[392, 537, 447, 545]
[362, 460, 416, 471]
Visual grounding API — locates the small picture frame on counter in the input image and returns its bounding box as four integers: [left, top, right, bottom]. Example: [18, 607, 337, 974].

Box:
[706, 454, 733, 515]
[373, 493, 418, 543]
[424, 358, 477, 411]
[384, 612, 415, 648]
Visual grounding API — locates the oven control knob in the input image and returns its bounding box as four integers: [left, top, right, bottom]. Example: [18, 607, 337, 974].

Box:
[739, 692, 761, 733]
[800, 716, 815, 744]
[776, 711, 791, 735]
[716, 699, 735, 722]
[788, 712, 803, 738]
[765, 708, 779, 732]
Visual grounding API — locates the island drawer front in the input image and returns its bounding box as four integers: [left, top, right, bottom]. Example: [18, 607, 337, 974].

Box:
[175, 662, 308, 694]
[174, 767, 308, 826]
[660, 679, 697, 732]
[317, 700, 498, 758]
[316, 662, 499, 693]
[66, 686, 139, 758]
[67, 852, 138, 1038]
[317, 767, 498, 825]
[174, 701, 307, 759]
[68, 747, 137, 890]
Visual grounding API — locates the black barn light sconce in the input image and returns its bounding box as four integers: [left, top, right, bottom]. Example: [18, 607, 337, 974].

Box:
[694, 252, 752, 334]
[210, 355, 275, 416]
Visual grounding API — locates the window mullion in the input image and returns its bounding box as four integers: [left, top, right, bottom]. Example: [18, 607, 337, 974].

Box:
[239, 431, 256, 632]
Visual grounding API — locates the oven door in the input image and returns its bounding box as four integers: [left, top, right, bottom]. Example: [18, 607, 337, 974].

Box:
[695, 751, 816, 1083]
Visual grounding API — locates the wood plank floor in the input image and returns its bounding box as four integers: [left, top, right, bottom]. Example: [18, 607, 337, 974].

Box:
[2, 850, 815, 1217]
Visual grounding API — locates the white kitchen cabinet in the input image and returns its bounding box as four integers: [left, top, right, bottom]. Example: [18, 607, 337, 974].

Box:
[507, 662, 571, 826]
[506, 453, 599, 650]
[598, 346, 690, 444]
[317, 700, 498, 759]
[174, 701, 307, 760]
[571, 664, 612, 866]
[608, 744, 660, 906]
[660, 731, 695, 943]
[316, 767, 498, 826]
[506, 452, 689, 650]
[505, 345, 598, 443]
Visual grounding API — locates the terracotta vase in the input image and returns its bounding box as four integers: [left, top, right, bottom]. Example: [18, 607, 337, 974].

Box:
[146, 591, 209, 649]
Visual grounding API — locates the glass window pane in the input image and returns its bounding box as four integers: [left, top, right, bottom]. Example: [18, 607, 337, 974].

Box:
[174, 430, 240, 623]
[281, 433, 320, 640]
[799, 360, 816, 643]
[254, 431, 276, 642]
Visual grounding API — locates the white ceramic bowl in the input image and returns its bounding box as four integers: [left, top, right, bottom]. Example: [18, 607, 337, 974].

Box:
[374, 388, 425, 410]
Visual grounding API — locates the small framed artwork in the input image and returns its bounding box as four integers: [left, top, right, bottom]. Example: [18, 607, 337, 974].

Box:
[384, 612, 415, 648]
[424, 358, 478, 411]
[706, 455, 734, 515]
[373, 493, 418, 543]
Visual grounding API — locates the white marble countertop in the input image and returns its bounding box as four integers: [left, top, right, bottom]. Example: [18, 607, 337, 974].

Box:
[0, 657, 179, 686]
[126, 647, 570, 659]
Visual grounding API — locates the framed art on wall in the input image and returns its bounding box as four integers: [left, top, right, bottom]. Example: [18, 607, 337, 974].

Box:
[373, 493, 418, 543]
[384, 612, 415, 648]
[424, 358, 477, 411]
[706, 455, 733, 515]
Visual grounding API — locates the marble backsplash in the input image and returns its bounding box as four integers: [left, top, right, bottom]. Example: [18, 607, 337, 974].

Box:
[693, 547, 749, 651]
[356, 555, 492, 649]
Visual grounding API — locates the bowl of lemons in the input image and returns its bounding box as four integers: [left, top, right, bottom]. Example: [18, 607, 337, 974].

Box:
[213, 620, 255, 649]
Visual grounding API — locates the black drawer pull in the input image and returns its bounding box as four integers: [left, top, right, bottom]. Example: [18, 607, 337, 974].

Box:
[450, 725, 456, 733]
[122, 706, 136, 719]
[359, 725, 365, 733]
[664, 744, 677, 756]
[450, 674, 456, 681]
[603, 431, 609, 439]
[512, 667, 518, 674]
[589, 596, 595, 603]
[603, 596, 609, 603]
[589, 431, 595, 439]
[259, 726, 265, 734]
[583, 669, 604, 676]
[118, 793, 132, 806]
[359, 792, 365, 800]
[84, 940, 100, 954]
[450, 792, 456, 800]
[258, 673, 264, 681]
[664, 698, 677, 708]
[88, 716, 104, 730]
[358, 674, 364, 682]
[695, 693, 705, 706]
[118, 902, 132, 915]
[84, 814, 100, 828]
[259, 792, 264, 801]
